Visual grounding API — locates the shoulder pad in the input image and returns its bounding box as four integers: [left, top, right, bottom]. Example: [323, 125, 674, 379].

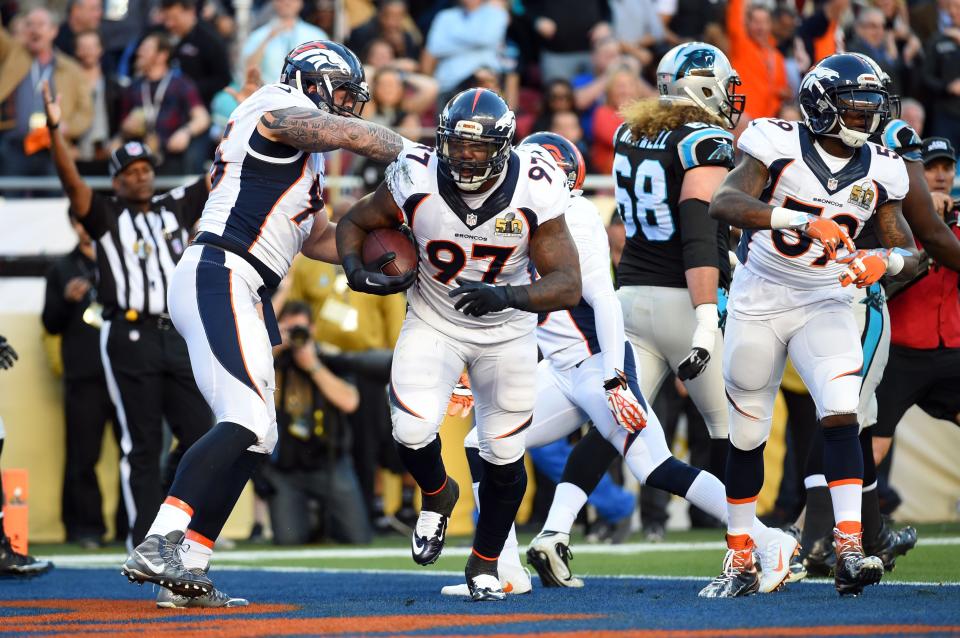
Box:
[673, 124, 735, 171]
[879, 119, 922, 162]
[386, 146, 433, 202]
[737, 118, 798, 166]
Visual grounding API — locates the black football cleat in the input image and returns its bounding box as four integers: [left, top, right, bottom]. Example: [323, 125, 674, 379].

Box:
[0, 535, 53, 577]
[411, 477, 459, 566]
[834, 527, 884, 597]
[121, 530, 213, 597]
[157, 568, 249, 608]
[698, 542, 760, 598]
[866, 522, 917, 571]
[803, 533, 837, 577]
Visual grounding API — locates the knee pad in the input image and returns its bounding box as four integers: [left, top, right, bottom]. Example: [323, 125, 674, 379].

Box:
[479, 432, 526, 466]
[728, 417, 771, 452]
[392, 413, 437, 450]
[819, 374, 860, 418]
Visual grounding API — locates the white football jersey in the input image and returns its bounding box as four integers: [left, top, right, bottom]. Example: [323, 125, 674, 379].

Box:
[386, 144, 571, 344]
[537, 195, 614, 369]
[196, 83, 325, 283]
[734, 118, 908, 303]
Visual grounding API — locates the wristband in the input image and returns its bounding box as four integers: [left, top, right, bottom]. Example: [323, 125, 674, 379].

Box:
[886, 249, 906, 276]
[770, 207, 809, 230]
[47, 121, 59, 130]
[691, 303, 719, 351]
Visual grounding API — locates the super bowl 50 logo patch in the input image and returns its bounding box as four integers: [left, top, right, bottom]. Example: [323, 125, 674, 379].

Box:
[848, 181, 876, 210]
[495, 212, 523, 237]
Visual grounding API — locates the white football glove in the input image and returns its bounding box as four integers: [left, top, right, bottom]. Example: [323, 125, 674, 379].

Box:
[604, 370, 647, 433]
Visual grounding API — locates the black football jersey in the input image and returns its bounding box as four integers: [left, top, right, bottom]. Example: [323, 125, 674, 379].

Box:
[614, 121, 735, 289]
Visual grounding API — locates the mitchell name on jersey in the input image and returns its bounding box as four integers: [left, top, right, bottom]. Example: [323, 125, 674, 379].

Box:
[614, 121, 735, 289]
[735, 118, 908, 291]
[386, 143, 570, 344]
[196, 83, 325, 285]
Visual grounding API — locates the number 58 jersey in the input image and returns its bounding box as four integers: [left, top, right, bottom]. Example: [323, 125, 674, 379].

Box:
[386, 144, 570, 345]
[735, 118, 908, 294]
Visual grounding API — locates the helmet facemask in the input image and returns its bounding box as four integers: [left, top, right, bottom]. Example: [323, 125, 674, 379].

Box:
[292, 69, 370, 117]
[437, 128, 510, 192]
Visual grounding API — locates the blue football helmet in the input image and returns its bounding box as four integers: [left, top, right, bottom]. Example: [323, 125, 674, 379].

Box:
[280, 41, 369, 117]
[798, 54, 890, 148]
[436, 88, 516, 191]
[519, 131, 585, 191]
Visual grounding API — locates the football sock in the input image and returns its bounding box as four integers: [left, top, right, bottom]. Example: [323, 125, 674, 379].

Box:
[473, 457, 526, 560]
[823, 422, 863, 526]
[470, 479, 523, 571]
[708, 437, 729, 485]
[181, 529, 215, 571]
[561, 426, 619, 496]
[146, 496, 194, 539]
[643, 456, 701, 498]
[188, 450, 265, 546]
[542, 482, 588, 535]
[397, 437, 447, 497]
[800, 482, 834, 556]
[860, 429, 882, 545]
[725, 442, 765, 537]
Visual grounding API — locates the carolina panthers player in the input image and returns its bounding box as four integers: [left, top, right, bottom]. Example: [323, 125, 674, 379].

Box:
[121, 41, 416, 604]
[439, 133, 797, 598]
[336, 89, 582, 601]
[701, 54, 919, 598]
[527, 43, 746, 585]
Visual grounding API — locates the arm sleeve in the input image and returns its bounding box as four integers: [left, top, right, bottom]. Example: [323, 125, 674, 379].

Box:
[41, 264, 71, 335]
[678, 198, 721, 270]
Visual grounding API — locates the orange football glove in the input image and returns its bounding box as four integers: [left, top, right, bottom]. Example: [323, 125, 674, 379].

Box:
[802, 215, 856, 260]
[838, 249, 888, 288]
[604, 370, 647, 433]
[446, 372, 474, 418]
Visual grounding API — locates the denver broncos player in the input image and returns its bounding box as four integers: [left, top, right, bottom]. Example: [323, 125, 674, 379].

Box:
[121, 41, 415, 604]
[701, 54, 919, 598]
[336, 89, 581, 601]
[442, 133, 797, 598]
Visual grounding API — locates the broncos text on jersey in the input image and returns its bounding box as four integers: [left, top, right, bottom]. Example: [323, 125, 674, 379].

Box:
[614, 121, 735, 289]
[734, 118, 908, 301]
[386, 143, 570, 344]
[196, 83, 325, 284]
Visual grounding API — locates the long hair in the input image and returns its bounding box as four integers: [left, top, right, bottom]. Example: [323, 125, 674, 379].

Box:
[619, 98, 726, 141]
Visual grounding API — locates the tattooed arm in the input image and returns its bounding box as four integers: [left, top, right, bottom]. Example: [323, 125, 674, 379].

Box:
[258, 106, 406, 162]
[707, 154, 774, 229]
[519, 217, 582, 312]
[900, 160, 960, 272]
[875, 199, 920, 282]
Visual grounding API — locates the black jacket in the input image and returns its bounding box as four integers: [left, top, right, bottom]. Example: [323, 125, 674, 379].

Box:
[42, 247, 104, 381]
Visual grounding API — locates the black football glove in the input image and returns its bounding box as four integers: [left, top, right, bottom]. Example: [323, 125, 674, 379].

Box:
[342, 253, 416, 296]
[0, 335, 18, 370]
[677, 347, 710, 381]
[448, 277, 522, 317]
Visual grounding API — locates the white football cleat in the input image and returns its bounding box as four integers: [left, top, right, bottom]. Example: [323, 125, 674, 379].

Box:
[756, 527, 799, 593]
[526, 531, 584, 588]
[440, 563, 532, 596]
[467, 572, 506, 601]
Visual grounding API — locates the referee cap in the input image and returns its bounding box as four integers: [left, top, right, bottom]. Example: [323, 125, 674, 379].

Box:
[110, 141, 158, 177]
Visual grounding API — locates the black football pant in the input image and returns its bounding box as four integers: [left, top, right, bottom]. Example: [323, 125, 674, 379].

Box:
[101, 318, 212, 546]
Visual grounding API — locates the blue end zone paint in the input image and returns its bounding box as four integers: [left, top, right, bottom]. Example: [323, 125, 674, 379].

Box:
[4, 568, 959, 636]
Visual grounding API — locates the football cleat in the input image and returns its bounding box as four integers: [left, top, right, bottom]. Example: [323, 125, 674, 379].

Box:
[411, 478, 459, 566]
[157, 569, 249, 608]
[121, 531, 212, 597]
[698, 540, 760, 598]
[440, 563, 532, 596]
[834, 527, 884, 597]
[466, 572, 507, 602]
[866, 522, 917, 571]
[0, 535, 53, 577]
[786, 552, 808, 583]
[803, 533, 837, 577]
[526, 531, 584, 588]
[756, 527, 800, 593]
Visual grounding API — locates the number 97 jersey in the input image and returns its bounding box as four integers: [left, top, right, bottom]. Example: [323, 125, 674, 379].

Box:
[385, 144, 570, 345]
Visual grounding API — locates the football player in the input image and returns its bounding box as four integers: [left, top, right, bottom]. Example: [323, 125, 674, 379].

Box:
[120, 41, 416, 605]
[527, 43, 746, 583]
[335, 89, 582, 601]
[441, 133, 797, 597]
[700, 53, 919, 598]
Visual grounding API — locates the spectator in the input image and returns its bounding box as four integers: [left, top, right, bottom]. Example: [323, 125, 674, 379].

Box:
[874, 137, 960, 464]
[362, 37, 418, 74]
[160, 0, 232, 107]
[797, 0, 849, 67]
[527, 0, 611, 82]
[422, 0, 508, 101]
[42, 215, 117, 550]
[365, 66, 436, 139]
[726, 0, 789, 119]
[550, 110, 592, 173]
[118, 33, 211, 174]
[243, 0, 328, 85]
[873, 0, 923, 73]
[590, 68, 643, 174]
[531, 78, 577, 135]
[659, 0, 727, 47]
[922, 0, 960, 144]
[53, 0, 102, 58]
[909, 0, 949, 44]
[74, 30, 121, 172]
[572, 37, 642, 115]
[348, 0, 421, 67]
[847, 7, 903, 95]
[772, 4, 810, 93]
[901, 97, 926, 135]
[609, 0, 665, 70]
[0, 8, 92, 177]
[264, 301, 368, 545]
[99, 0, 153, 77]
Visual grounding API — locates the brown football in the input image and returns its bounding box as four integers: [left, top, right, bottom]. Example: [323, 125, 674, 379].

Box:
[361, 228, 418, 276]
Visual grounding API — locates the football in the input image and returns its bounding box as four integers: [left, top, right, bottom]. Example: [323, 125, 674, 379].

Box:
[361, 228, 418, 277]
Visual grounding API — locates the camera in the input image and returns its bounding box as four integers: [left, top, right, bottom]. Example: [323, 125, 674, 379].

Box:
[289, 325, 312, 348]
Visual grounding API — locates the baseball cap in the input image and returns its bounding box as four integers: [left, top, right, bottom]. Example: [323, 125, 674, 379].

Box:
[921, 137, 956, 166]
[109, 141, 158, 177]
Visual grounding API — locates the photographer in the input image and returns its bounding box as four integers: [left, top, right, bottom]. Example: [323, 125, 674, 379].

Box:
[874, 137, 960, 464]
[264, 302, 370, 545]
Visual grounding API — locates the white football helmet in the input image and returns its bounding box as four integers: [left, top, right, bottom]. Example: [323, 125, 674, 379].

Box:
[656, 42, 746, 128]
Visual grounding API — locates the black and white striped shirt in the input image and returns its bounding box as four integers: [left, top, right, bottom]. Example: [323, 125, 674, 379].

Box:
[76, 180, 207, 317]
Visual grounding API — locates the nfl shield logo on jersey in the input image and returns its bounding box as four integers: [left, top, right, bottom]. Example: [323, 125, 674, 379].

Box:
[466, 213, 478, 226]
[827, 177, 838, 190]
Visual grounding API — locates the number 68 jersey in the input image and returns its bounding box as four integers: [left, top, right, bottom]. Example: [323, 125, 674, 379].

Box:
[735, 118, 908, 296]
[386, 144, 570, 344]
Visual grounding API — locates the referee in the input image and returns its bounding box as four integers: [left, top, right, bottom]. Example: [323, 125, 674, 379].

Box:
[44, 81, 213, 546]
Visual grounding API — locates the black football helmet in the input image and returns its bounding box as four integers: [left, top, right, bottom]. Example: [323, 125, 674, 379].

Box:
[798, 53, 890, 148]
[436, 88, 516, 191]
[519, 131, 586, 191]
[280, 41, 369, 117]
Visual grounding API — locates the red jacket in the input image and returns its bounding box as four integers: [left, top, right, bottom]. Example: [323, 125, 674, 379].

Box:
[888, 223, 960, 349]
